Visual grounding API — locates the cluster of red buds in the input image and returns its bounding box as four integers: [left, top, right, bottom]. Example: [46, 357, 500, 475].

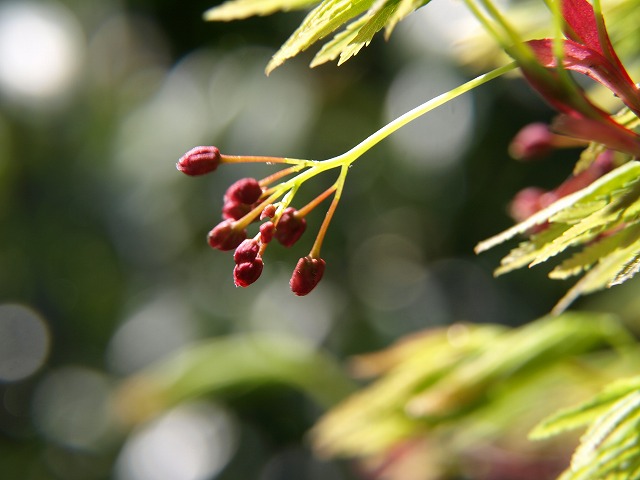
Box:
[177, 145, 339, 295]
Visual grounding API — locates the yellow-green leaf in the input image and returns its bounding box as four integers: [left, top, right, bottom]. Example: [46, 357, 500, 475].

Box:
[266, 0, 375, 74]
[476, 162, 640, 254]
[530, 376, 640, 440]
[113, 333, 355, 427]
[384, 0, 429, 37]
[204, 0, 317, 21]
[477, 162, 640, 311]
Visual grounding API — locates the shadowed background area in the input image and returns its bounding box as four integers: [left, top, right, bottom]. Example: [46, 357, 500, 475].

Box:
[4, 0, 638, 479]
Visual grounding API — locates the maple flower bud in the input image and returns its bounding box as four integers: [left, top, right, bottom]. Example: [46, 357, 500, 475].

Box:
[290, 256, 325, 296]
[177, 146, 221, 175]
[234, 239, 260, 264]
[509, 187, 547, 222]
[260, 222, 275, 244]
[275, 208, 307, 247]
[225, 178, 263, 205]
[207, 220, 246, 251]
[260, 204, 276, 220]
[222, 200, 251, 221]
[508, 123, 554, 161]
[234, 257, 264, 287]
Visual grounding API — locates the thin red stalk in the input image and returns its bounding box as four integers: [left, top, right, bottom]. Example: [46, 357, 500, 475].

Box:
[297, 184, 338, 217]
[221, 154, 307, 165]
[309, 166, 348, 259]
[259, 165, 305, 187]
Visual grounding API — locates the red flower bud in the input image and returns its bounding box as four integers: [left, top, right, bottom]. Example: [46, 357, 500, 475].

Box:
[260, 222, 275, 244]
[207, 220, 246, 251]
[234, 239, 260, 264]
[234, 257, 264, 287]
[509, 187, 547, 222]
[260, 204, 276, 220]
[177, 146, 221, 176]
[275, 208, 307, 247]
[225, 178, 263, 205]
[222, 200, 251, 221]
[509, 123, 554, 161]
[290, 256, 325, 296]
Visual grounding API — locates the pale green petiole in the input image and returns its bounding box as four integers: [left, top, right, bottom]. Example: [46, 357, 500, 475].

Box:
[330, 61, 518, 166]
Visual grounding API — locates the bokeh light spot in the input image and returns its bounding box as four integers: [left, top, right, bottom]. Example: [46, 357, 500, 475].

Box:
[385, 59, 475, 171]
[0, 303, 50, 382]
[115, 402, 237, 480]
[0, 1, 84, 103]
[106, 293, 196, 376]
[248, 274, 343, 348]
[32, 366, 113, 449]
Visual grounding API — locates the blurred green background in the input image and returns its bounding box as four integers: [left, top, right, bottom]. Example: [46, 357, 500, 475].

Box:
[3, 0, 637, 479]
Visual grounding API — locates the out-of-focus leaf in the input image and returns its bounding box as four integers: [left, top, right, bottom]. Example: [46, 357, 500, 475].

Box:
[312, 323, 506, 457]
[204, 0, 317, 21]
[113, 333, 356, 427]
[311, 313, 635, 459]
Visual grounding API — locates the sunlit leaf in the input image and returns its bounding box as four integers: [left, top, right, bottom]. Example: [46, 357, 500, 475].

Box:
[530, 376, 640, 440]
[265, 0, 375, 74]
[310, 0, 401, 67]
[549, 232, 626, 280]
[494, 223, 570, 276]
[335, 0, 400, 65]
[310, 15, 367, 67]
[553, 227, 640, 314]
[476, 161, 640, 312]
[204, 0, 317, 21]
[476, 162, 640, 254]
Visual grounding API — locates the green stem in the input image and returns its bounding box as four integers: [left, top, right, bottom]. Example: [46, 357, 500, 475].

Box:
[477, 0, 526, 49]
[330, 62, 517, 165]
[464, 0, 538, 66]
[462, 0, 509, 47]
